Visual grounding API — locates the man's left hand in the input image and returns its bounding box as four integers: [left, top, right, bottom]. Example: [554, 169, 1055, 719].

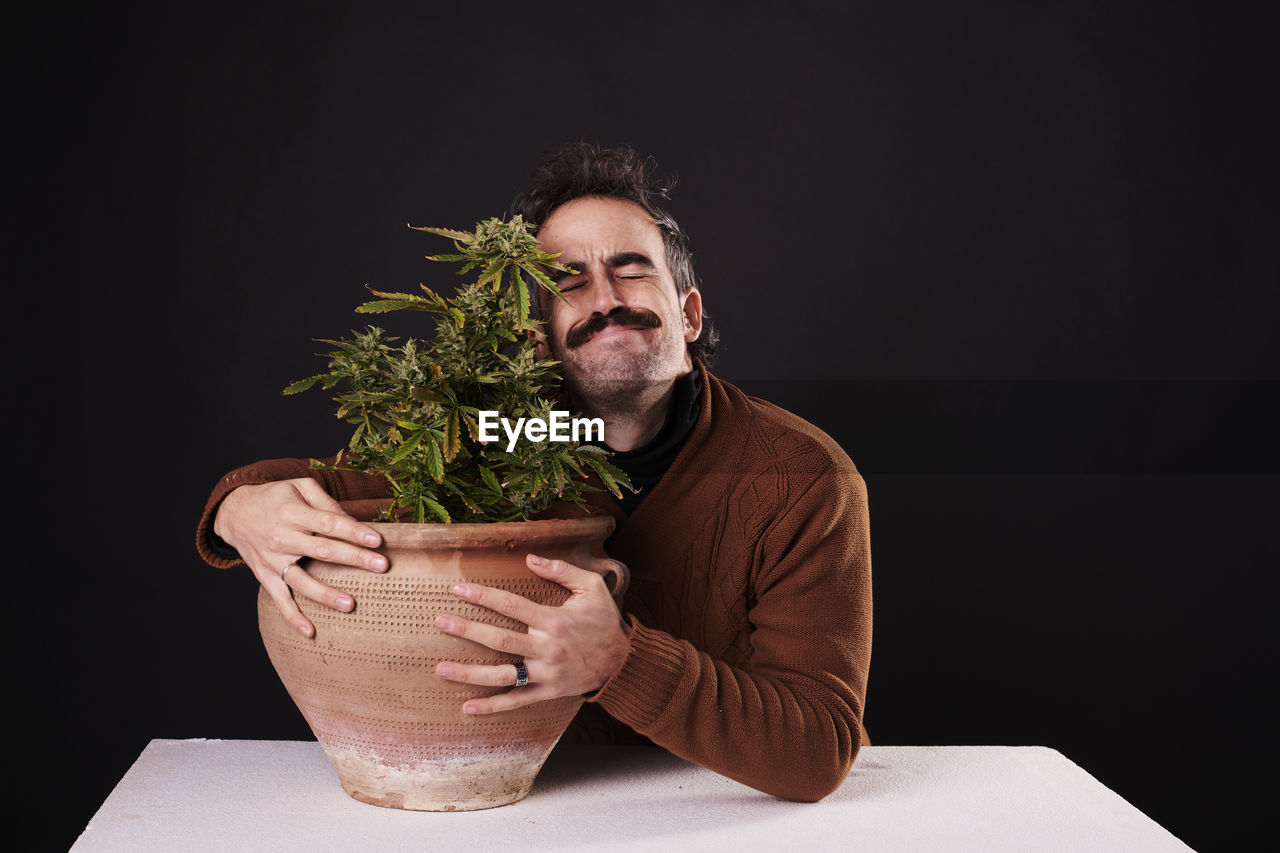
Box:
[433, 553, 631, 713]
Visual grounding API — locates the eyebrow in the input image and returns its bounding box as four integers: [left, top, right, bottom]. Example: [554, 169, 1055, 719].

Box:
[607, 252, 657, 270]
[550, 252, 658, 281]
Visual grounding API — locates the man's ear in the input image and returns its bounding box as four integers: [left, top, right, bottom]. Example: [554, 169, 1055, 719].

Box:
[527, 324, 551, 359]
[681, 288, 704, 342]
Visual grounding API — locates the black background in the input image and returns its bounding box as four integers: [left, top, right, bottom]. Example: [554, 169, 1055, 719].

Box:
[11, 2, 1277, 850]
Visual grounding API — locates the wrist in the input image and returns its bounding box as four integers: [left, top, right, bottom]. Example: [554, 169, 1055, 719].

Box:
[590, 618, 632, 695]
[212, 487, 243, 544]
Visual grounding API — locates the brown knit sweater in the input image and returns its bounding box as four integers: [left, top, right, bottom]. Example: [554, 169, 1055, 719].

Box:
[196, 370, 872, 802]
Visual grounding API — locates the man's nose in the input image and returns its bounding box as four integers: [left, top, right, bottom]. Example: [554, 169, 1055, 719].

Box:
[588, 274, 626, 315]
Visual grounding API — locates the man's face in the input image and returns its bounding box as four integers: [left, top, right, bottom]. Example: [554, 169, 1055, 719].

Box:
[536, 196, 702, 407]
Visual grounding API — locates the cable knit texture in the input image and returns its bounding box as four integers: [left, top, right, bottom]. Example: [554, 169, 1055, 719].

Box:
[195, 370, 872, 802]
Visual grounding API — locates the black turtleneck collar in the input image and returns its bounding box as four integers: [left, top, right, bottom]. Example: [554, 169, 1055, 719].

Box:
[593, 369, 703, 515]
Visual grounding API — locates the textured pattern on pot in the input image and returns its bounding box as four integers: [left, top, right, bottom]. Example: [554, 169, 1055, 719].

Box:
[258, 510, 621, 811]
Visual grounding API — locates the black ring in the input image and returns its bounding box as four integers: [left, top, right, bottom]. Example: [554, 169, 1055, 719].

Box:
[513, 661, 529, 687]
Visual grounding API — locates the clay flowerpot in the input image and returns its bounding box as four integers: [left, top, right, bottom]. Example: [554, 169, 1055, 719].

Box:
[257, 502, 623, 811]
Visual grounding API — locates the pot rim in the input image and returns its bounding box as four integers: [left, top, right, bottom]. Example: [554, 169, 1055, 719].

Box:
[338, 499, 616, 549]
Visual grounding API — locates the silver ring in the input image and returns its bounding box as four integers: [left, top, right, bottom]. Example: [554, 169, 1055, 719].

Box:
[513, 661, 529, 688]
[281, 561, 300, 583]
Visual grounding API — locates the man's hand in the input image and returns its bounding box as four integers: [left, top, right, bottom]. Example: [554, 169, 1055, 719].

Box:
[433, 554, 632, 713]
[214, 478, 387, 637]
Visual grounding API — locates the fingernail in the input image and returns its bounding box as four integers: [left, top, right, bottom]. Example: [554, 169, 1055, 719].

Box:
[452, 583, 468, 596]
[372, 556, 388, 571]
[364, 533, 380, 546]
[462, 704, 479, 715]
[300, 624, 314, 638]
[437, 664, 454, 678]
[528, 555, 547, 567]
[435, 615, 454, 630]
[336, 595, 353, 611]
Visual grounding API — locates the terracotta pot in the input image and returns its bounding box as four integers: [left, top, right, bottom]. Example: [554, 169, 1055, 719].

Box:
[257, 502, 622, 811]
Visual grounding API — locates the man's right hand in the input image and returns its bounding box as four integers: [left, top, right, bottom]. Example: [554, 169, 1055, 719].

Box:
[213, 478, 387, 637]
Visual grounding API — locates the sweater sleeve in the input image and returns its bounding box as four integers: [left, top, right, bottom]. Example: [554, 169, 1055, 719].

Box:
[588, 462, 872, 802]
[194, 457, 392, 569]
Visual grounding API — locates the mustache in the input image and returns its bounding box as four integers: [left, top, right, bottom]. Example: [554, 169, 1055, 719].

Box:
[565, 307, 662, 349]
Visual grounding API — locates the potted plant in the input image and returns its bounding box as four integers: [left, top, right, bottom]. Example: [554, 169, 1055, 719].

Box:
[257, 216, 631, 811]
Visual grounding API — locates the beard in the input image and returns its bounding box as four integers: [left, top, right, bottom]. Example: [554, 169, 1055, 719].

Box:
[549, 307, 688, 412]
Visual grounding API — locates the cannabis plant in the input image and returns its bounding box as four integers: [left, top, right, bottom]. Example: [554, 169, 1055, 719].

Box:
[283, 216, 630, 523]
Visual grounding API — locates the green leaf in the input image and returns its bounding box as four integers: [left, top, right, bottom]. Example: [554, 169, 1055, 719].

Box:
[356, 299, 439, 314]
[582, 455, 621, 497]
[457, 491, 483, 516]
[522, 262, 567, 302]
[422, 495, 451, 522]
[409, 225, 473, 242]
[348, 420, 366, 449]
[444, 410, 460, 462]
[389, 429, 425, 464]
[425, 437, 444, 482]
[551, 458, 566, 496]
[514, 269, 530, 328]
[410, 386, 446, 403]
[282, 373, 328, 395]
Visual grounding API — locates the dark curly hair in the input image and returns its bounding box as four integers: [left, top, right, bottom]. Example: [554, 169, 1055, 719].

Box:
[510, 141, 718, 366]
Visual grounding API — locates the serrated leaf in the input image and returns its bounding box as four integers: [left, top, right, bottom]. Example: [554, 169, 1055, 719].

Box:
[551, 458, 566, 496]
[521, 262, 568, 302]
[426, 437, 444, 482]
[582, 455, 621, 497]
[367, 286, 428, 301]
[457, 491, 483, 516]
[410, 386, 445, 403]
[356, 299, 442, 314]
[283, 373, 328, 395]
[479, 465, 500, 495]
[514, 270, 530, 328]
[348, 420, 366, 449]
[562, 454, 586, 478]
[422, 495, 451, 523]
[390, 429, 425, 464]
[409, 225, 473, 242]
[444, 410, 460, 462]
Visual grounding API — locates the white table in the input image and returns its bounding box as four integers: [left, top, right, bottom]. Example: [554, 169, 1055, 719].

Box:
[71, 740, 1193, 852]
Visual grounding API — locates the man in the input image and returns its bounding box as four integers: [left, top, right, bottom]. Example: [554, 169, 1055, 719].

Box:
[197, 142, 872, 802]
